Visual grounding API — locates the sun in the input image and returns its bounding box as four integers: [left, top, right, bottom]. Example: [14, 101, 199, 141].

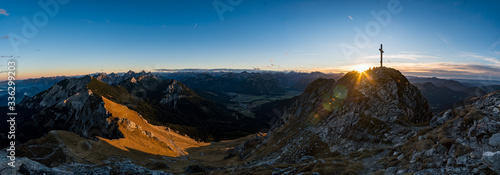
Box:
[353, 64, 370, 72]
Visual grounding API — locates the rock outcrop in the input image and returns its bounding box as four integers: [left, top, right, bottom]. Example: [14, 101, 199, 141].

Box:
[0, 150, 173, 175]
[19, 76, 123, 141]
[245, 67, 432, 165]
[386, 90, 500, 174]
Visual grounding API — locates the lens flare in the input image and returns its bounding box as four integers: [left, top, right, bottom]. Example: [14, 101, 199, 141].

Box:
[354, 64, 370, 72]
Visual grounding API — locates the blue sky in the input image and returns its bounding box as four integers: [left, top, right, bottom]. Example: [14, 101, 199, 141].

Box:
[1, 0, 500, 80]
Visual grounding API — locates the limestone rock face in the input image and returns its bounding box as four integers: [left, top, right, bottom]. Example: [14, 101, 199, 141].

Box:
[19, 76, 123, 140]
[22, 75, 92, 109]
[160, 80, 191, 109]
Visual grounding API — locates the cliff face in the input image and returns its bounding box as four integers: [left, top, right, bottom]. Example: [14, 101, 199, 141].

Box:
[19, 76, 122, 140]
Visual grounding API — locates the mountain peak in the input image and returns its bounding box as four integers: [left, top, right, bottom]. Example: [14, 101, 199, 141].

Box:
[126, 70, 135, 75]
[21, 76, 92, 109]
[313, 67, 433, 125]
[92, 70, 157, 85]
[18, 76, 123, 141]
[247, 67, 432, 164]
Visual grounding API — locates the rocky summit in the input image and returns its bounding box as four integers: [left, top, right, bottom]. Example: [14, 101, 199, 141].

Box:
[233, 67, 432, 166]
[221, 67, 499, 174]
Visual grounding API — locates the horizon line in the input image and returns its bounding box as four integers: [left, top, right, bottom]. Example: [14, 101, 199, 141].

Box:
[4, 67, 500, 82]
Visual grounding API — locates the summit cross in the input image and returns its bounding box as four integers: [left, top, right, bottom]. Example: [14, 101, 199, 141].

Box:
[379, 44, 384, 67]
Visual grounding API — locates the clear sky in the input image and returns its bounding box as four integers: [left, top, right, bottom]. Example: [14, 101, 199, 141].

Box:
[1, 0, 500, 80]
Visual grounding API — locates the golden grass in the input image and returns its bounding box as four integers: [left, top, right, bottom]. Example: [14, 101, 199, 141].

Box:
[100, 97, 208, 158]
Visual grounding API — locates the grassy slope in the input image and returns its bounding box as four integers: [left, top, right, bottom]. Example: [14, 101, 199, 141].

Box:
[100, 97, 208, 157]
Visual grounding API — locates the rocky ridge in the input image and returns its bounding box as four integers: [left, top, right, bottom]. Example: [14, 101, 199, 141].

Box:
[247, 68, 432, 165]
[93, 70, 155, 85]
[219, 67, 500, 174]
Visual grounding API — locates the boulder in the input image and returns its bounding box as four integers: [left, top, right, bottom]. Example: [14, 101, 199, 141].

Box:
[488, 133, 500, 147]
[482, 151, 500, 173]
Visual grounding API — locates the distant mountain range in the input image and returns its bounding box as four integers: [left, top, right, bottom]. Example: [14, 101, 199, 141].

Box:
[407, 77, 499, 113]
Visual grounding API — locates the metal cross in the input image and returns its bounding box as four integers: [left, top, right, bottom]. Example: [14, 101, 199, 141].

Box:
[379, 44, 384, 67]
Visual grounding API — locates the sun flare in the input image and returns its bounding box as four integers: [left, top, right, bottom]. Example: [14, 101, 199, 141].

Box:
[353, 64, 370, 72]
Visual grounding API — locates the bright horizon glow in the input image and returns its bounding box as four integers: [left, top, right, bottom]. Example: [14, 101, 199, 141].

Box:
[353, 65, 370, 73]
